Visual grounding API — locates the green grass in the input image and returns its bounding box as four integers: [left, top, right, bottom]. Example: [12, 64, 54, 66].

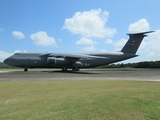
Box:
[0, 81, 160, 120]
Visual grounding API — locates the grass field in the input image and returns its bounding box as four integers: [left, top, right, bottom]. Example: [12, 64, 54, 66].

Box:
[0, 80, 160, 120]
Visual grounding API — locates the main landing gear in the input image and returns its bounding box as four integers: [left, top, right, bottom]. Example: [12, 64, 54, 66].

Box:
[72, 67, 79, 71]
[24, 68, 28, 72]
[62, 67, 68, 72]
[61, 67, 80, 72]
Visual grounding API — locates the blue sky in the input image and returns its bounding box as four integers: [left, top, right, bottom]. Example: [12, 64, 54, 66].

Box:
[0, 0, 160, 62]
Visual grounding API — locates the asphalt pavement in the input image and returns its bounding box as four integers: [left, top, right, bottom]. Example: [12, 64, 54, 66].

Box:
[0, 68, 160, 82]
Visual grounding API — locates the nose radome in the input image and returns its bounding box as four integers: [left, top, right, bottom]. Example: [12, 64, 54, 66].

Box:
[3, 58, 9, 64]
[3, 56, 18, 67]
[3, 57, 13, 66]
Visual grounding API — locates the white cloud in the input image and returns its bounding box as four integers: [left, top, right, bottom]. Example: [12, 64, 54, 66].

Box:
[104, 39, 113, 44]
[76, 38, 97, 45]
[139, 30, 160, 60]
[63, 9, 116, 38]
[100, 49, 107, 52]
[14, 50, 27, 53]
[82, 45, 96, 52]
[12, 31, 25, 39]
[0, 51, 12, 62]
[14, 50, 21, 53]
[128, 19, 150, 32]
[30, 31, 57, 47]
[113, 38, 127, 51]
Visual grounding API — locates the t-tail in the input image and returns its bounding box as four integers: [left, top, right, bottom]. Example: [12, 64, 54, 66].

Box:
[121, 31, 154, 54]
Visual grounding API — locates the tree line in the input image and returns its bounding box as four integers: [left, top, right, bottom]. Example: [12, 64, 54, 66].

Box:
[0, 62, 16, 68]
[0, 61, 160, 68]
[100, 61, 160, 68]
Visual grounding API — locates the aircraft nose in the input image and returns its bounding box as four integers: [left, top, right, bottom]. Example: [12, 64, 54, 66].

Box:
[3, 57, 15, 66]
[4, 58, 10, 65]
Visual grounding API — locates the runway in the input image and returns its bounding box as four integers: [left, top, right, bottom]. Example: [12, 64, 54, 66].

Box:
[0, 68, 160, 82]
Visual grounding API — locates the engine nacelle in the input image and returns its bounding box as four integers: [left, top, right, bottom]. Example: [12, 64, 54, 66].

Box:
[72, 61, 82, 66]
[47, 57, 66, 65]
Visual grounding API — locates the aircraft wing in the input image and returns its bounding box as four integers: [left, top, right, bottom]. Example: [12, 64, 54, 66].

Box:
[49, 53, 108, 61]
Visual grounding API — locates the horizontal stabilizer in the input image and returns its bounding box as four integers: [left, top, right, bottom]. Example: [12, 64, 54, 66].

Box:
[127, 31, 155, 35]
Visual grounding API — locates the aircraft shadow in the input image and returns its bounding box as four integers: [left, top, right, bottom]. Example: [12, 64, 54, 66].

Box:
[41, 70, 99, 74]
[93, 68, 137, 71]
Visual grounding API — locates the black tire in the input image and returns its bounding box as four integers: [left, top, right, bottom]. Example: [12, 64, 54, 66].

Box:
[24, 68, 28, 72]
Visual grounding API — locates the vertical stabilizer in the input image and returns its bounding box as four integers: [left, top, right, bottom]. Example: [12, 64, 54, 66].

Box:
[121, 31, 154, 54]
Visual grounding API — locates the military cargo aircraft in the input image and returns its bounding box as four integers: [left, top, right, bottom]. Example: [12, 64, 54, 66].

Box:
[4, 31, 154, 72]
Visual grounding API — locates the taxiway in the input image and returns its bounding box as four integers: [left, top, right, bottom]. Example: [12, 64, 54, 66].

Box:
[0, 68, 160, 82]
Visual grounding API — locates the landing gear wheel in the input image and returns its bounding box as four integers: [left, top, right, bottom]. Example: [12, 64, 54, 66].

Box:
[76, 68, 79, 71]
[72, 67, 79, 71]
[24, 68, 28, 72]
[72, 68, 76, 71]
[62, 67, 68, 72]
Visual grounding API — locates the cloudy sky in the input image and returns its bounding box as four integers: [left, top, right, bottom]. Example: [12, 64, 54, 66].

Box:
[0, 0, 160, 62]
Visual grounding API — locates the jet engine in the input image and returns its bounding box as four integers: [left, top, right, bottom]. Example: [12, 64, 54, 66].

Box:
[47, 57, 66, 65]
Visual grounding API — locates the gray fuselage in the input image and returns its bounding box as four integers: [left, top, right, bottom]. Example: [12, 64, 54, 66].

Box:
[4, 52, 137, 69]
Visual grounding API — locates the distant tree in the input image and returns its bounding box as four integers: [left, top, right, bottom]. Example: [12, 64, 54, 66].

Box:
[0, 62, 17, 68]
[104, 61, 160, 68]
